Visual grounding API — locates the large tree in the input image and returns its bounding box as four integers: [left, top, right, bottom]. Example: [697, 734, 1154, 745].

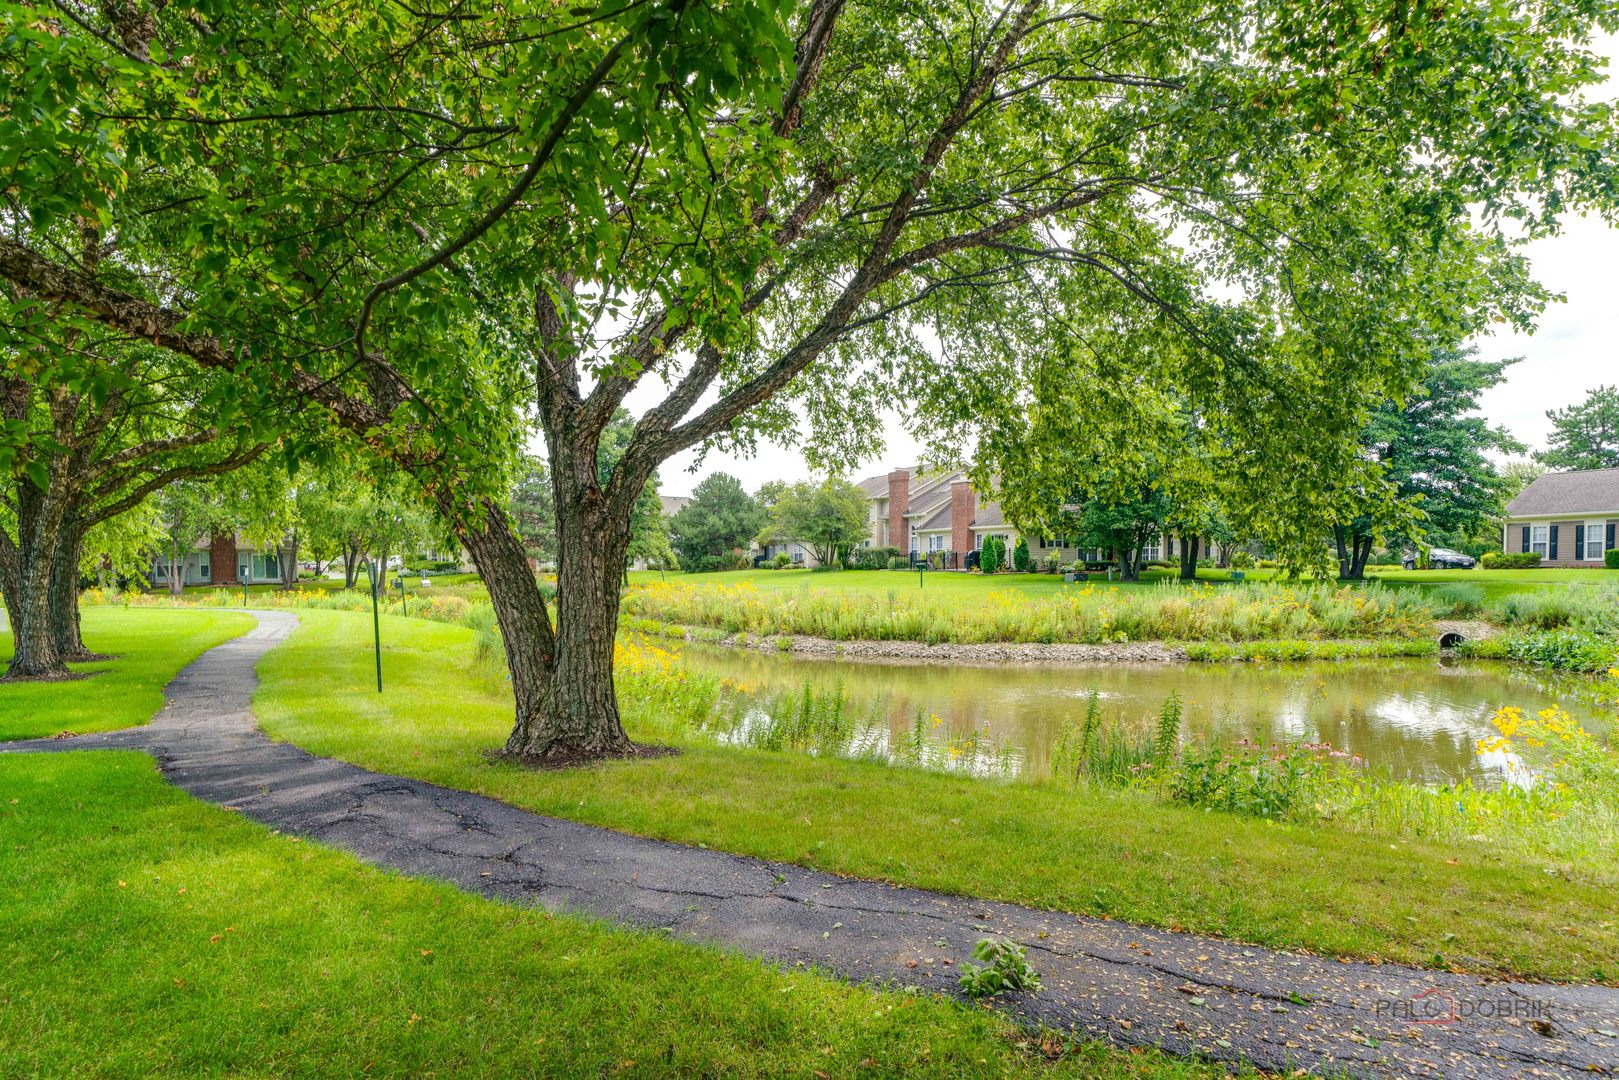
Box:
[669, 473, 765, 572]
[3, 0, 1616, 754]
[759, 477, 866, 567]
[1537, 385, 1619, 471]
[1329, 348, 1522, 578]
[0, 333, 265, 677]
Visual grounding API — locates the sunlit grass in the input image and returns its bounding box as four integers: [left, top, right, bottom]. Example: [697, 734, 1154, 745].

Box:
[0, 607, 254, 740]
[2, 751, 1241, 1078]
[255, 610, 1619, 982]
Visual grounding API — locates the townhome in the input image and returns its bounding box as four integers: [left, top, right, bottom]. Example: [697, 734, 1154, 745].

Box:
[1500, 468, 1619, 567]
[855, 465, 1175, 568]
[151, 533, 296, 588]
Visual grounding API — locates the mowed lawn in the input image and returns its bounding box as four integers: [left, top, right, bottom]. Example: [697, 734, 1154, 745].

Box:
[0, 752, 1237, 1079]
[626, 565, 1605, 602]
[256, 610, 1619, 983]
[0, 607, 254, 741]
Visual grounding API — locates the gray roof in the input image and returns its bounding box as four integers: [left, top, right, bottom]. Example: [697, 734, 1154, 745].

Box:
[971, 500, 1006, 529]
[1506, 468, 1619, 517]
[917, 502, 953, 531]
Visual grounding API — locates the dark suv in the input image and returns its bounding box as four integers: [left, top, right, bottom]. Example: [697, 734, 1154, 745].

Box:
[1403, 547, 1476, 570]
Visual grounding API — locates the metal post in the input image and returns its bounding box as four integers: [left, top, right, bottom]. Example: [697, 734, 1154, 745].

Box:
[367, 559, 383, 693]
[918, 563, 924, 589]
[242, 580, 248, 606]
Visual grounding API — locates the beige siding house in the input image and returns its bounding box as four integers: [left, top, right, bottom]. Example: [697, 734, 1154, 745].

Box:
[1501, 468, 1619, 567]
[855, 465, 1176, 567]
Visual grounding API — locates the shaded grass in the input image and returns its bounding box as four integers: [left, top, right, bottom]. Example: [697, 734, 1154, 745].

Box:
[0, 751, 1239, 1078]
[0, 607, 254, 740]
[256, 610, 1619, 983]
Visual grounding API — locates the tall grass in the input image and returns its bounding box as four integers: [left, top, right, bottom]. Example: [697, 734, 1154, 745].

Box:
[1488, 579, 1619, 635]
[621, 581, 1440, 644]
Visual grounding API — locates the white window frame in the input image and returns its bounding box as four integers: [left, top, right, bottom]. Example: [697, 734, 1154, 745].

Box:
[1531, 524, 1549, 558]
[1142, 537, 1161, 562]
[927, 534, 942, 553]
[196, 555, 209, 582]
[1586, 520, 1605, 561]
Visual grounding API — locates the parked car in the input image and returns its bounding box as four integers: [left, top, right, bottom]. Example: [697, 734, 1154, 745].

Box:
[1403, 547, 1476, 570]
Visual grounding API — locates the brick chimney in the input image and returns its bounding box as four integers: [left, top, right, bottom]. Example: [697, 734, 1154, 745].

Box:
[951, 480, 975, 558]
[887, 469, 910, 551]
[209, 532, 238, 585]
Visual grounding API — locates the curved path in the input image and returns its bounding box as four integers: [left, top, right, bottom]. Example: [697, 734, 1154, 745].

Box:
[5, 611, 1616, 1077]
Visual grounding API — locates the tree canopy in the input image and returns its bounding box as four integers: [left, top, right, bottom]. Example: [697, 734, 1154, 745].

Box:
[670, 474, 764, 573]
[1537, 385, 1619, 471]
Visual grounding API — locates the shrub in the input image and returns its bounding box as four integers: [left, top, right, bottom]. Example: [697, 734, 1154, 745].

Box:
[1498, 629, 1618, 672]
[1480, 550, 1542, 569]
[1608, 549, 1619, 570]
[1012, 537, 1032, 573]
[958, 939, 1041, 998]
[980, 536, 1005, 574]
[1428, 582, 1485, 618]
[771, 553, 793, 569]
[886, 556, 909, 570]
[1039, 553, 1060, 574]
[1229, 550, 1255, 569]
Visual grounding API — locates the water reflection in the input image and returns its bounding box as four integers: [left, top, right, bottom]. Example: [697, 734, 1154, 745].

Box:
[675, 645, 1608, 786]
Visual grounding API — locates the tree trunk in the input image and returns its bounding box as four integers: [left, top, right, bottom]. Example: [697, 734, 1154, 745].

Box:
[281, 535, 299, 588]
[49, 522, 102, 662]
[2, 480, 72, 680]
[1178, 533, 1200, 581]
[168, 551, 186, 596]
[1351, 534, 1374, 580]
[1333, 525, 1354, 580]
[343, 545, 360, 589]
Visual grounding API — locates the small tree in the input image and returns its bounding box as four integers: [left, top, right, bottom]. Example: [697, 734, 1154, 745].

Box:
[1012, 537, 1032, 573]
[980, 535, 1006, 574]
[763, 478, 868, 568]
[669, 474, 766, 573]
[1076, 490, 1172, 582]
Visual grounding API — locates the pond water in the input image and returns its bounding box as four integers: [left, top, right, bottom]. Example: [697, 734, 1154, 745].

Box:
[673, 645, 1609, 786]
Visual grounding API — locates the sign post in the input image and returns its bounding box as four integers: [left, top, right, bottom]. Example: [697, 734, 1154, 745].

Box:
[367, 558, 383, 693]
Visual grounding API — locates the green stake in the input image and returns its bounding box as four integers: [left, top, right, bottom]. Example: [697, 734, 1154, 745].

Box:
[367, 559, 383, 693]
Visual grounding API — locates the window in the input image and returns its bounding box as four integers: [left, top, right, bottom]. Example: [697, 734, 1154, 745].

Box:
[975, 533, 983, 550]
[928, 534, 942, 553]
[1531, 525, 1549, 558]
[1587, 520, 1606, 561]
[1142, 537, 1161, 562]
[196, 556, 209, 582]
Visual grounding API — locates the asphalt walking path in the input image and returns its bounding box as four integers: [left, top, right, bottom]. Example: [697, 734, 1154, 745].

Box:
[5, 610, 1617, 1077]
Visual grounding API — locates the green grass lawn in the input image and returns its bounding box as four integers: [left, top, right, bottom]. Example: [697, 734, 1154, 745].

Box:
[0, 607, 254, 741]
[627, 565, 1605, 602]
[1, 752, 1241, 1079]
[256, 610, 1619, 983]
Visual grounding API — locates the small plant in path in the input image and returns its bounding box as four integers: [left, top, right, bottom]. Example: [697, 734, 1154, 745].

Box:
[958, 938, 1041, 999]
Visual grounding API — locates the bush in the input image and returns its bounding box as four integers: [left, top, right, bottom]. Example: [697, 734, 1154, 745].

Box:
[1229, 550, 1255, 569]
[1608, 549, 1619, 570]
[886, 556, 909, 570]
[1012, 537, 1032, 573]
[980, 536, 1005, 574]
[1428, 582, 1486, 618]
[1497, 629, 1618, 672]
[1039, 553, 1060, 574]
[771, 553, 793, 569]
[1481, 551, 1542, 569]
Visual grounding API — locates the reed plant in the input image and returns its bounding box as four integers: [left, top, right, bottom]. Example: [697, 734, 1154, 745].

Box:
[621, 580, 1440, 645]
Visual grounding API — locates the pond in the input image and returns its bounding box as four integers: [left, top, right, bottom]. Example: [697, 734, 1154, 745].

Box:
[673, 644, 1610, 786]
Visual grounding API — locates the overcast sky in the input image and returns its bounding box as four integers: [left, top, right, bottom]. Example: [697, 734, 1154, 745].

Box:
[639, 35, 1619, 497]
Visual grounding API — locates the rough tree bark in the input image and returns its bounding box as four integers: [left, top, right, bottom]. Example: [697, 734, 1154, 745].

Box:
[48, 518, 104, 661]
[1178, 533, 1200, 581]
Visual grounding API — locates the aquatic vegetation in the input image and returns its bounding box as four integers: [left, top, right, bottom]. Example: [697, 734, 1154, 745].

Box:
[621, 580, 1440, 645]
[1185, 639, 1437, 662]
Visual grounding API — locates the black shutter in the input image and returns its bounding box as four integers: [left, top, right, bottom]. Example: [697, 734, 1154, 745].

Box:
[1521, 525, 1531, 553]
[1576, 525, 1586, 560]
[1608, 522, 1616, 552]
[1549, 525, 1558, 561]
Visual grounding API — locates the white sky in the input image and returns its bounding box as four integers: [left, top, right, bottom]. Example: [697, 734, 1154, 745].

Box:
[638, 35, 1619, 497]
